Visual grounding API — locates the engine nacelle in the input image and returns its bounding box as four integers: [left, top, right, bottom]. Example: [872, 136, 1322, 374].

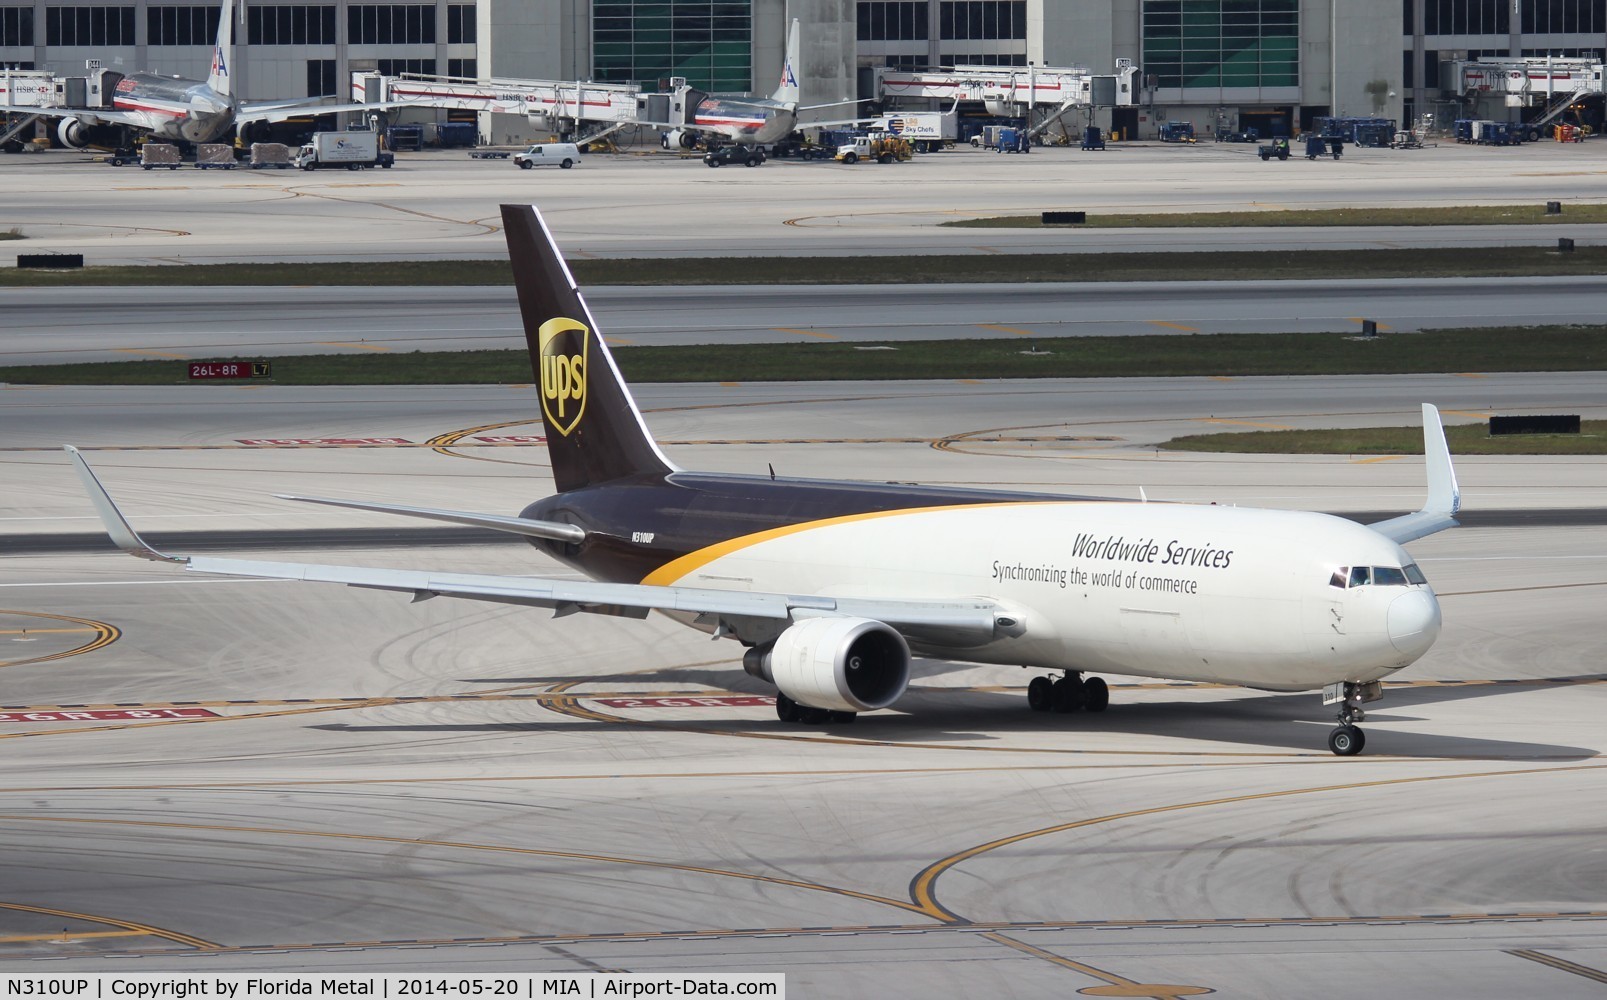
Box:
[56, 118, 90, 149]
[744, 617, 910, 713]
[660, 128, 699, 150]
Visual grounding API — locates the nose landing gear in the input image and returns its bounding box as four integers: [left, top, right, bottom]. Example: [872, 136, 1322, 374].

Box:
[1324, 680, 1382, 756]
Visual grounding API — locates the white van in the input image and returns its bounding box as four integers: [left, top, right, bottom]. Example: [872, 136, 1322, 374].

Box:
[514, 143, 581, 169]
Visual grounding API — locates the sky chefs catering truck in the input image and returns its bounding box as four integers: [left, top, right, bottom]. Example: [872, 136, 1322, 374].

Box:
[868, 111, 957, 152]
[297, 131, 393, 170]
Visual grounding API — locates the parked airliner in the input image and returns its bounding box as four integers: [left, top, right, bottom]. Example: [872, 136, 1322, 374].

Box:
[659, 20, 865, 157]
[1, 0, 398, 147]
[69, 204, 1462, 756]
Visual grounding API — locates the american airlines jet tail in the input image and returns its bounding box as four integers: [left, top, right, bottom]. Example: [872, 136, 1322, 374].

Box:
[1, 0, 404, 148]
[69, 204, 1463, 756]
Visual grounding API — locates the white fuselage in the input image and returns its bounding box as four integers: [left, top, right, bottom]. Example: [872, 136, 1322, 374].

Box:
[111, 73, 234, 143]
[645, 502, 1441, 691]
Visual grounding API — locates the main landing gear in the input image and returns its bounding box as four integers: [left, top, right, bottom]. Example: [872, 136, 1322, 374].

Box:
[1325, 680, 1382, 756]
[1027, 672, 1109, 714]
[775, 692, 856, 726]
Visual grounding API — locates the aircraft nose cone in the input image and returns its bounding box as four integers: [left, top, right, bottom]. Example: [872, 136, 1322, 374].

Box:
[1388, 590, 1441, 655]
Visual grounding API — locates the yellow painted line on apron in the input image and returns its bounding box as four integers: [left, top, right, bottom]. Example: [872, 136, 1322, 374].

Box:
[1196, 418, 1294, 430]
[979, 324, 1038, 337]
[0, 929, 150, 943]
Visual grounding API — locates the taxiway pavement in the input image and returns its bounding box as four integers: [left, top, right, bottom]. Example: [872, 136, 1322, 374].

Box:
[5, 276, 1607, 364]
[1, 376, 1605, 995]
[2, 141, 1606, 264]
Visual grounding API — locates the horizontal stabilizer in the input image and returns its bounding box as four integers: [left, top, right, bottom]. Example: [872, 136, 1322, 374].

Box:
[276, 494, 586, 544]
[1369, 404, 1461, 544]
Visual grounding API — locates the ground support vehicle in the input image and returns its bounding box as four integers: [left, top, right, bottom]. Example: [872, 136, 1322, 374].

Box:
[140, 143, 181, 169]
[769, 139, 831, 159]
[1257, 138, 1290, 160]
[870, 111, 957, 153]
[1304, 135, 1344, 159]
[194, 143, 236, 169]
[248, 143, 295, 168]
[297, 130, 392, 170]
[703, 144, 766, 167]
[1158, 121, 1196, 142]
[515, 142, 581, 169]
[835, 136, 912, 164]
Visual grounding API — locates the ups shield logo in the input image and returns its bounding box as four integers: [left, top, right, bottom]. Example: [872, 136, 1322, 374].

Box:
[538, 317, 588, 437]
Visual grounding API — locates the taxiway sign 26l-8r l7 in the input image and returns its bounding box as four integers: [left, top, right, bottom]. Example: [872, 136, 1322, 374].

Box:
[69, 204, 1461, 756]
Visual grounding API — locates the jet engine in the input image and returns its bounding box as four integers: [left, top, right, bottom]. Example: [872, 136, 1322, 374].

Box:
[661, 128, 699, 150]
[743, 617, 910, 713]
[56, 118, 91, 149]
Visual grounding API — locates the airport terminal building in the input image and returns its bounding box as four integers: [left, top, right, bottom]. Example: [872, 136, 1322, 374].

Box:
[2, 0, 1603, 138]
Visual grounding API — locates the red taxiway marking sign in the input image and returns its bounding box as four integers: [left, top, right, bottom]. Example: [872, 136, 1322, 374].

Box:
[235, 438, 414, 446]
[0, 708, 219, 723]
[593, 696, 774, 709]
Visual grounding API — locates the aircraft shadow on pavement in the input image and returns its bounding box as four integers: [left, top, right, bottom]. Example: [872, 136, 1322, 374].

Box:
[312, 671, 1596, 759]
[450, 663, 1602, 758]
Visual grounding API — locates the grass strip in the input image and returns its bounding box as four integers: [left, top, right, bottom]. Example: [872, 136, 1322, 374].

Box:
[3, 326, 1605, 386]
[0, 245, 1605, 286]
[943, 204, 1607, 228]
[1161, 421, 1607, 456]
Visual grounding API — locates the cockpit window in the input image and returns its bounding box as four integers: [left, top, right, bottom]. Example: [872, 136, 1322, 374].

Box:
[1331, 564, 1426, 588]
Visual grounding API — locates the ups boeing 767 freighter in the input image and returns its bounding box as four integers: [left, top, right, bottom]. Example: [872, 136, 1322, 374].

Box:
[69, 204, 1462, 756]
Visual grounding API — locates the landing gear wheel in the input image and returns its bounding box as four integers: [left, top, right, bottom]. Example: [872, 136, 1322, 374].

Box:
[775, 692, 801, 723]
[1050, 676, 1083, 713]
[1027, 676, 1053, 712]
[800, 706, 830, 725]
[1328, 725, 1365, 756]
[1082, 676, 1109, 713]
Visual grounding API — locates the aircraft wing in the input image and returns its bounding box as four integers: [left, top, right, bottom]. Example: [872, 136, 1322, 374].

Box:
[797, 115, 882, 128]
[1367, 404, 1461, 544]
[0, 105, 153, 129]
[235, 100, 425, 125]
[66, 447, 1000, 647]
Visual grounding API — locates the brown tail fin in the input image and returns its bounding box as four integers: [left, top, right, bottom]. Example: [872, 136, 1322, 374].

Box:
[501, 204, 675, 492]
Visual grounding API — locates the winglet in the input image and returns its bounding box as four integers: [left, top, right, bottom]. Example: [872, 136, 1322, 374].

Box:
[1421, 403, 1460, 517]
[1367, 404, 1461, 545]
[63, 446, 185, 563]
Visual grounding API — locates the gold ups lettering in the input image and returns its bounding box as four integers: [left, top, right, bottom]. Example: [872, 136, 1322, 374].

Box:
[538, 318, 588, 436]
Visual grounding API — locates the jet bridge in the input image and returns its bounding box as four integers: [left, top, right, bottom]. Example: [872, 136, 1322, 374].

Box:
[1, 69, 59, 147]
[874, 60, 1138, 139]
[351, 72, 643, 143]
[1448, 57, 1604, 136]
